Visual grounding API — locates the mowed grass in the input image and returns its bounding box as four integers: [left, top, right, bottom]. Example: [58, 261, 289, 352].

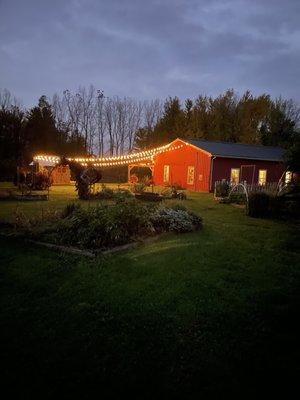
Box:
[0, 182, 128, 220]
[0, 184, 300, 398]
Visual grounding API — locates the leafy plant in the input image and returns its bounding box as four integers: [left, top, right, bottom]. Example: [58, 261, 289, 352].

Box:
[94, 184, 133, 201]
[247, 192, 270, 218]
[95, 184, 115, 199]
[228, 193, 247, 204]
[55, 202, 154, 248]
[132, 182, 147, 194]
[33, 172, 52, 190]
[215, 180, 230, 198]
[161, 185, 187, 200]
[60, 203, 81, 219]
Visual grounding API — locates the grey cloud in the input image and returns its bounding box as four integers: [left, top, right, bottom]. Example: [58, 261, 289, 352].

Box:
[0, 0, 299, 106]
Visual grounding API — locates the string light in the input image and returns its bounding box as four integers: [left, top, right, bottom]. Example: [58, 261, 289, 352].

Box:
[34, 143, 185, 167]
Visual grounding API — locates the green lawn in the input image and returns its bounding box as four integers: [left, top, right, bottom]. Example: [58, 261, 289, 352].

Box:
[0, 185, 300, 397]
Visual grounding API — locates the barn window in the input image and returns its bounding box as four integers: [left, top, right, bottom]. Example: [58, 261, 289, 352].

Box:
[187, 166, 195, 185]
[230, 168, 240, 184]
[258, 169, 267, 185]
[163, 165, 170, 183]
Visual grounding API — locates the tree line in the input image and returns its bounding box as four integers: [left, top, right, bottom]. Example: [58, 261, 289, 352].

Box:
[1, 86, 299, 178]
[0, 86, 163, 177]
[135, 89, 300, 149]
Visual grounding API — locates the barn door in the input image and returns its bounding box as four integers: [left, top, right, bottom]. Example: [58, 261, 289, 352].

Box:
[240, 165, 255, 184]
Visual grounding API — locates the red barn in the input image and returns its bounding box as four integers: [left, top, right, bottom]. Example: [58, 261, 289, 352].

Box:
[153, 138, 285, 192]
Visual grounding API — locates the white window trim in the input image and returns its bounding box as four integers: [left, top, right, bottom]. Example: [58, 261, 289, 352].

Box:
[163, 165, 170, 183]
[187, 166, 195, 185]
[258, 169, 267, 186]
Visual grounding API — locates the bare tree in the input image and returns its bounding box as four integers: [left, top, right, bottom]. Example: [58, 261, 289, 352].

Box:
[0, 88, 22, 111]
[95, 90, 106, 156]
[127, 99, 144, 152]
[104, 97, 115, 155]
[143, 99, 163, 132]
[50, 87, 163, 156]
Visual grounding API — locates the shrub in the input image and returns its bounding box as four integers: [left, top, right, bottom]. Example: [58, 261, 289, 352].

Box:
[161, 186, 187, 200]
[13, 201, 203, 249]
[95, 184, 115, 199]
[215, 180, 230, 198]
[150, 207, 202, 233]
[247, 192, 270, 218]
[228, 192, 247, 204]
[132, 182, 147, 194]
[94, 185, 133, 201]
[75, 179, 90, 200]
[33, 172, 52, 190]
[12, 207, 60, 234]
[171, 187, 187, 200]
[168, 203, 187, 211]
[55, 202, 154, 249]
[281, 199, 300, 218]
[268, 195, 281, 217]
[60, 203, 81, 219]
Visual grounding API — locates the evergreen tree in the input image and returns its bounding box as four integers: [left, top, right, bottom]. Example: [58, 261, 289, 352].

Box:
[0, 106, 25, 176]
[190, 95, 211, 139]
[259, 97, 298, 147]
[134, 127, 154, 150]
[24, 96, 61, 157]
[284, 134, 300, 171]
[152, 97, 185, 144]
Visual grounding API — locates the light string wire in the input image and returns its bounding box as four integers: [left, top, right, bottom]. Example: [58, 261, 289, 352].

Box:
[34, 143, 185, 167]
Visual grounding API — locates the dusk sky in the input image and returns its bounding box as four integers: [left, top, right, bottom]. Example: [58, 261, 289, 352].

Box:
[1, 0, 299, 107]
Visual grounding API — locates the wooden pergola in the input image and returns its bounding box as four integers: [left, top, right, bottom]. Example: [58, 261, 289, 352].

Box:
[127, 162, 154, 183]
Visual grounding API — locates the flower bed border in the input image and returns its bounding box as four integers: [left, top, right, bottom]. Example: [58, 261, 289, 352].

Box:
[0, 231, 162, 258]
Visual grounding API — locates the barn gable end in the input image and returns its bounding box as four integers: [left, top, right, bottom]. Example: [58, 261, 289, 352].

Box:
[153, 139, 212, 191]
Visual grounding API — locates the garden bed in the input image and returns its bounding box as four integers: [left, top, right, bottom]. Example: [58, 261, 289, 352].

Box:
[9, 199, 202, 252]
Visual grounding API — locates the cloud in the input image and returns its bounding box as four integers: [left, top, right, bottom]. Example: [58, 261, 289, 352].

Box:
[0, 0, 299, 106]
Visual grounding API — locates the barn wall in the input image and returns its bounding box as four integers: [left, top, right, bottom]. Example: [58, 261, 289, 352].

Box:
[51, 165, 71, 185]
[153, 139, 211, 191]
[212, 157, 285, 187]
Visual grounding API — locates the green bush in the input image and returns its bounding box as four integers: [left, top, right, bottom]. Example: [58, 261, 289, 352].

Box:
[268, 195, 281, 217]
[56, 202, 154, 249]
[94, 184, 133, 201]
[247, 192, 299, 219]
[281, 199, 300, 218]
[95, 184, 115, 199]
[247, 192, 270, 218]
[215, 181, 230, 198]
[228, 192, 247, 204]
[14, 200, 203, 249]
[60, 203, 81, 219]
[132, 182, 147, 194]
[33, 172, 52, 190]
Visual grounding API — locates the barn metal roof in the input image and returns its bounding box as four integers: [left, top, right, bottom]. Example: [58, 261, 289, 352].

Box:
[185, 139, 284, 161]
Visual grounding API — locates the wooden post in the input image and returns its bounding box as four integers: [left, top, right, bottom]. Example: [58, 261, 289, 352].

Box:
[128, 165, 131, 183]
